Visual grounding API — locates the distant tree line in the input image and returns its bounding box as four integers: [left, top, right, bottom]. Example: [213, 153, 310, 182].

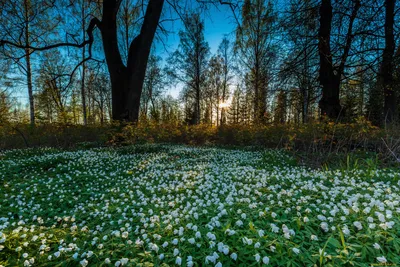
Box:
[1, 0, 400, 127]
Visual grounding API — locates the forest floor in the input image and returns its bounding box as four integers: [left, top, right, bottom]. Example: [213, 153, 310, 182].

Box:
[0, 145, 400, 266]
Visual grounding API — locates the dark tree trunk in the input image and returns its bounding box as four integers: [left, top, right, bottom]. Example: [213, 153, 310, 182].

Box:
[381, 0, 396, 124]
[318, 0, 360, 119]
[81, 1, 87, 125]
[100, 0, 164, 122]
[24, 0, 35, 126]
[318, 0, 341, 119]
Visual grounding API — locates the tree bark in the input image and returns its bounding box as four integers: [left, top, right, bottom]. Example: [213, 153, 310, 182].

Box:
[81, 0, 87, 125]
[381, 0, 396, 124]
[24, 0, 35, 126]
[100, 0, 164, 122]
[318, 0, 341, 119]
[318, 0, 360, 119]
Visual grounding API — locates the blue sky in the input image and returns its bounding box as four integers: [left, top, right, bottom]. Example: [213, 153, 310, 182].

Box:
[156, 4, 237, 98]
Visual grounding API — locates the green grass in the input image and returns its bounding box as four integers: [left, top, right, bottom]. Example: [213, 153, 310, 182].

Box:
[0, 145, 399, 266]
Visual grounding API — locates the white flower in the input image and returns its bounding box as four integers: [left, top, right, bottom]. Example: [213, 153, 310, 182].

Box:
[115, 261, 121, 267]
[105, 258, 111, 264]
[230, 253, 237, 261]
[373, 243, 381, 250]
[292, 248, 300, 255]
[254, 242, 261, 248]
[377, 256, 387, 264]
[120, 258, 128, 265]
[22, 253, 28, 258]
[255, 253, 260, 262]
[188, 238, 195, 244]
[215, 262, 222, 267]
[311, 235, 318, 241]
[353, 221, 362, 230]
[121, 231, 129, 238]
[80, 259, 89, 267]
[173, 248, 179, 256]
[258, 229, 265, 237]
[159, 254, 165, 260]
[263, 256, 270, 264]
[320, 222, 329, 232]
[242, 237, 253, 245]
[175, 256, 182, 265]
[54, 251, 61, 258]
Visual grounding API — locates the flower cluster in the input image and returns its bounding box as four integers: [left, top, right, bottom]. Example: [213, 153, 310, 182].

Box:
[0, 145, 399, 266]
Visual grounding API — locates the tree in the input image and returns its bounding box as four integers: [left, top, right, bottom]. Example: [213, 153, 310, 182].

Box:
[235, 0, 277, 124]
[141, 54, 165, 121]
[167, 12, 210, 125]
[35, 51, 74, 123]
[0, 0, 62, 125]
[380, 0, 397, 124]
[207, 55, 224, 125]
[318, 0, 361, 119]
[281, 0, 319, 123]
[217, 37, 233, 125]
[274, 90, 287, 124]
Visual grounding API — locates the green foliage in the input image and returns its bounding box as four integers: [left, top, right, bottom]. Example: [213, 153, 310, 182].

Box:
[1, 145, 400, 266]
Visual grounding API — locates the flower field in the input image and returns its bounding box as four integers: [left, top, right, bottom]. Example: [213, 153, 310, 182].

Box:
[1, 145, 400, 266]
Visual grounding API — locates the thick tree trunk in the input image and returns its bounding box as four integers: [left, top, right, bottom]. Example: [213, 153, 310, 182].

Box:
[100, 0, 164, 122]
[318, 0, 341, 119]
[382, 0, 396, 123]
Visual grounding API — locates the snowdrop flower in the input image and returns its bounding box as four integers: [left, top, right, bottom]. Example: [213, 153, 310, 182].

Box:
[22, 253, 28, 258]
[159, 254, 164, 260]
[105, 258, 111, 264]
[175, 257, 182, 265]
[292, 248, 300, 255]
[195, 231, 201, 238]
[254, 242, 261, 248]
[215, 262, 222, 267]
[255, 253, 261, 262]
[188, 238, 195, 244]
[115, 261, 121, 267]
[263, 256, 270, 264]
[120, 258, 128, 265]
[54, 251, 61, 258]
[311, 235, 318, 241]
[373, 243, 381, 250]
